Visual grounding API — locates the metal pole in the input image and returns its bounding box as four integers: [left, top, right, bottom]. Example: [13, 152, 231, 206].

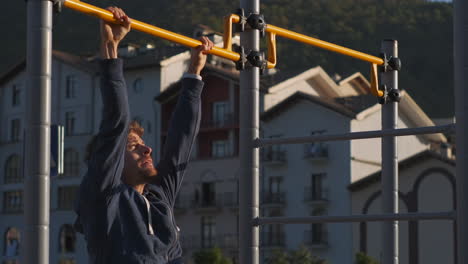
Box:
[454, 0, 468, 263]
[255, 124, 454, 147]
[381, 40, 399, 264]
[254, 211, 456, 225]
[239, 0, 260, 263]
[24, 0, 52, 263]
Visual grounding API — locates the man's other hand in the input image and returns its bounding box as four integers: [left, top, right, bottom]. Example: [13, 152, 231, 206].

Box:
[100, 7, 132, 59]
[188, 36, 214, 76]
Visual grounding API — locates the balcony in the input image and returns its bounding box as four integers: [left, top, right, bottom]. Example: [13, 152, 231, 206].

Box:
[201, 113, 238, 130]
[303, 143, 328, 161]
[304, 187, 329, 206]
[262, 146, 287, 166]
[261, 192, 286, 207]
[303, 229, 329, 248]
[193, 194, 223, 213]
[261, 232, 285, 247]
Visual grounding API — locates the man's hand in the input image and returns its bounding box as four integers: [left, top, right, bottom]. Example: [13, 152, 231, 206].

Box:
[100, 7, 132, 59]
[188, 36, 214, 76]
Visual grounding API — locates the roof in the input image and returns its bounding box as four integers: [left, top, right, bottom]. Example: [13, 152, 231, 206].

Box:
[261, 91, 357, 122]
[123, 45, 189, 70]
[155, 63, 241, 103]
[0, 50, 97, 86]
[348, 150, 455, 192]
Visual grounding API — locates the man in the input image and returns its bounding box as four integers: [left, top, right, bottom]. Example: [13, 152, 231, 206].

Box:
[74, 7, 214, 263]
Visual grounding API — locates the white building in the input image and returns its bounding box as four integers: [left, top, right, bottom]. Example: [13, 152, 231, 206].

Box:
[0, 31, 452, 264]
[349, 150, 455, 264]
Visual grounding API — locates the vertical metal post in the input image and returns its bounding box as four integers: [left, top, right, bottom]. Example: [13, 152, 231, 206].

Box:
[381, 40, 399, 264]
[239, 0, 260, 263]
[24, 0, 52, 263]
[454, 0, 468, 263]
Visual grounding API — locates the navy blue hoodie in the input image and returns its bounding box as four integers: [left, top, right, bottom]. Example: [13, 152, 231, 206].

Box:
[75, 59, 203, 263]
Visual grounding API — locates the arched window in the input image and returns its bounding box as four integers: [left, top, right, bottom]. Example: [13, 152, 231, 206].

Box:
[5, 155, 22, 183]
[59, 224, 76, 254]
[64, 149, 79, 177]
[4, 227, 20, 258]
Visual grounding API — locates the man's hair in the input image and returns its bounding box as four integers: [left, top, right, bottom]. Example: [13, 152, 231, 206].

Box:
[84, 120, 144, 162]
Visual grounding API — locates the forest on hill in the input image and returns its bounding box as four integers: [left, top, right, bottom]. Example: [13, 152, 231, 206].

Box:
[1, 0, 453, 117]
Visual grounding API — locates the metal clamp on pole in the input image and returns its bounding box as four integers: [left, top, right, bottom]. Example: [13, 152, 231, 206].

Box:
[246, 13, 266, 38]
[246, 50, 267, 73]
[51, 0, 65, 13]
[379, 53, 402, 104]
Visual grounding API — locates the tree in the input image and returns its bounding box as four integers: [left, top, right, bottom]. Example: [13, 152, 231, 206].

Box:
[192, 247, 233, 264]
[266, 246, 327, 264]
[355, 252, 379, 264]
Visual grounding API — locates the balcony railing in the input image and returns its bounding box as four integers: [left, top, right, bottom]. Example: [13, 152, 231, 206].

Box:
[261, 232, 285, 247]
[304, 187, 329, 203]
[303, 143, 328, 160]
[262, 192, 286, 205]
[303, 229, 328, 247]
[201, 113, 238, 129]
[262, 146, 287, 164]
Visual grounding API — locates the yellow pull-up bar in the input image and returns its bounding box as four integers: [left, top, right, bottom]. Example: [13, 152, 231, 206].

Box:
[63, 0, 383, 97]
[63, 0, 241, 62]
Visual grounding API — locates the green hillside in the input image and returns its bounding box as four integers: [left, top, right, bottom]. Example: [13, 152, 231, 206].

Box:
[1, 0, 453, 117]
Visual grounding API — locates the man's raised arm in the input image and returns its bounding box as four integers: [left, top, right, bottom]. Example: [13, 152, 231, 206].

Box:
[156, 37, 214, 204]
[85, 7, 132, 195]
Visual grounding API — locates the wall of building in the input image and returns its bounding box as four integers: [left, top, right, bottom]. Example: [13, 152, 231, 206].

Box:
[351, 158, 455, 264]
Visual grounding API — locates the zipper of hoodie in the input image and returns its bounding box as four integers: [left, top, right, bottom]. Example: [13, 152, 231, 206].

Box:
[160, 200, 179, 262]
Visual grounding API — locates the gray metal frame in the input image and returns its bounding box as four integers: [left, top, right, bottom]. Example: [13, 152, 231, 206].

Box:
[25, 0, 465, 263]
[239, 0, 260, 263]
[454, 0, 467, 263]
[380, 39, 399, 264]
[24, 0, 52, 263]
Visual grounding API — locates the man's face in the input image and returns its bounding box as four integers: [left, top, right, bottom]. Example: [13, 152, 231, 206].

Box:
[122, 132, 158, 184]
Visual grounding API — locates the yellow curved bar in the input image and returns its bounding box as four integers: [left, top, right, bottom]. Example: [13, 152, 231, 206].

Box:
[370, 63, 384, 97]
[266, 32, 277, 69]
[63, 0, 241, 62]
[223, 14, 241, 51]
[266, 25, 384, 65]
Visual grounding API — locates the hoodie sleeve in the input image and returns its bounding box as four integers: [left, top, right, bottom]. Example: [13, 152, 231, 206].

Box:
[85, 59, 130, 196]
[155, 77, 203, 206]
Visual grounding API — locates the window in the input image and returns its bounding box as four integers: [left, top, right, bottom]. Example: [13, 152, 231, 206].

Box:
[10, 119, 20, 142]
[65, 75, 77, 99]
[4, 227, 20, 258]
[264, 177, 283, 204]
[5, 155, 22, 184]
[212, 101, 229, 126]
[133, 78, 143, 93]
[212, 140, 228, 158]
[12, 84, 21, 106]
[59, 224, 76, 253]
[311, 207, 327, 244]
[64, 149, 80, 178]
[57, 186, 78, 210]
[3, 191, 23, 213]
[201, 216, 216, 248]
[201, 182, 216, 207]
[311, 173, 326, 200]
[65, 112, 75, 136]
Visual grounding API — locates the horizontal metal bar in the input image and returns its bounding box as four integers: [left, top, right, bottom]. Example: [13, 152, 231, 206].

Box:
[63, 0, 241, 62]
[255, 124, 455, 147]
[254, 211, 456, 226]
